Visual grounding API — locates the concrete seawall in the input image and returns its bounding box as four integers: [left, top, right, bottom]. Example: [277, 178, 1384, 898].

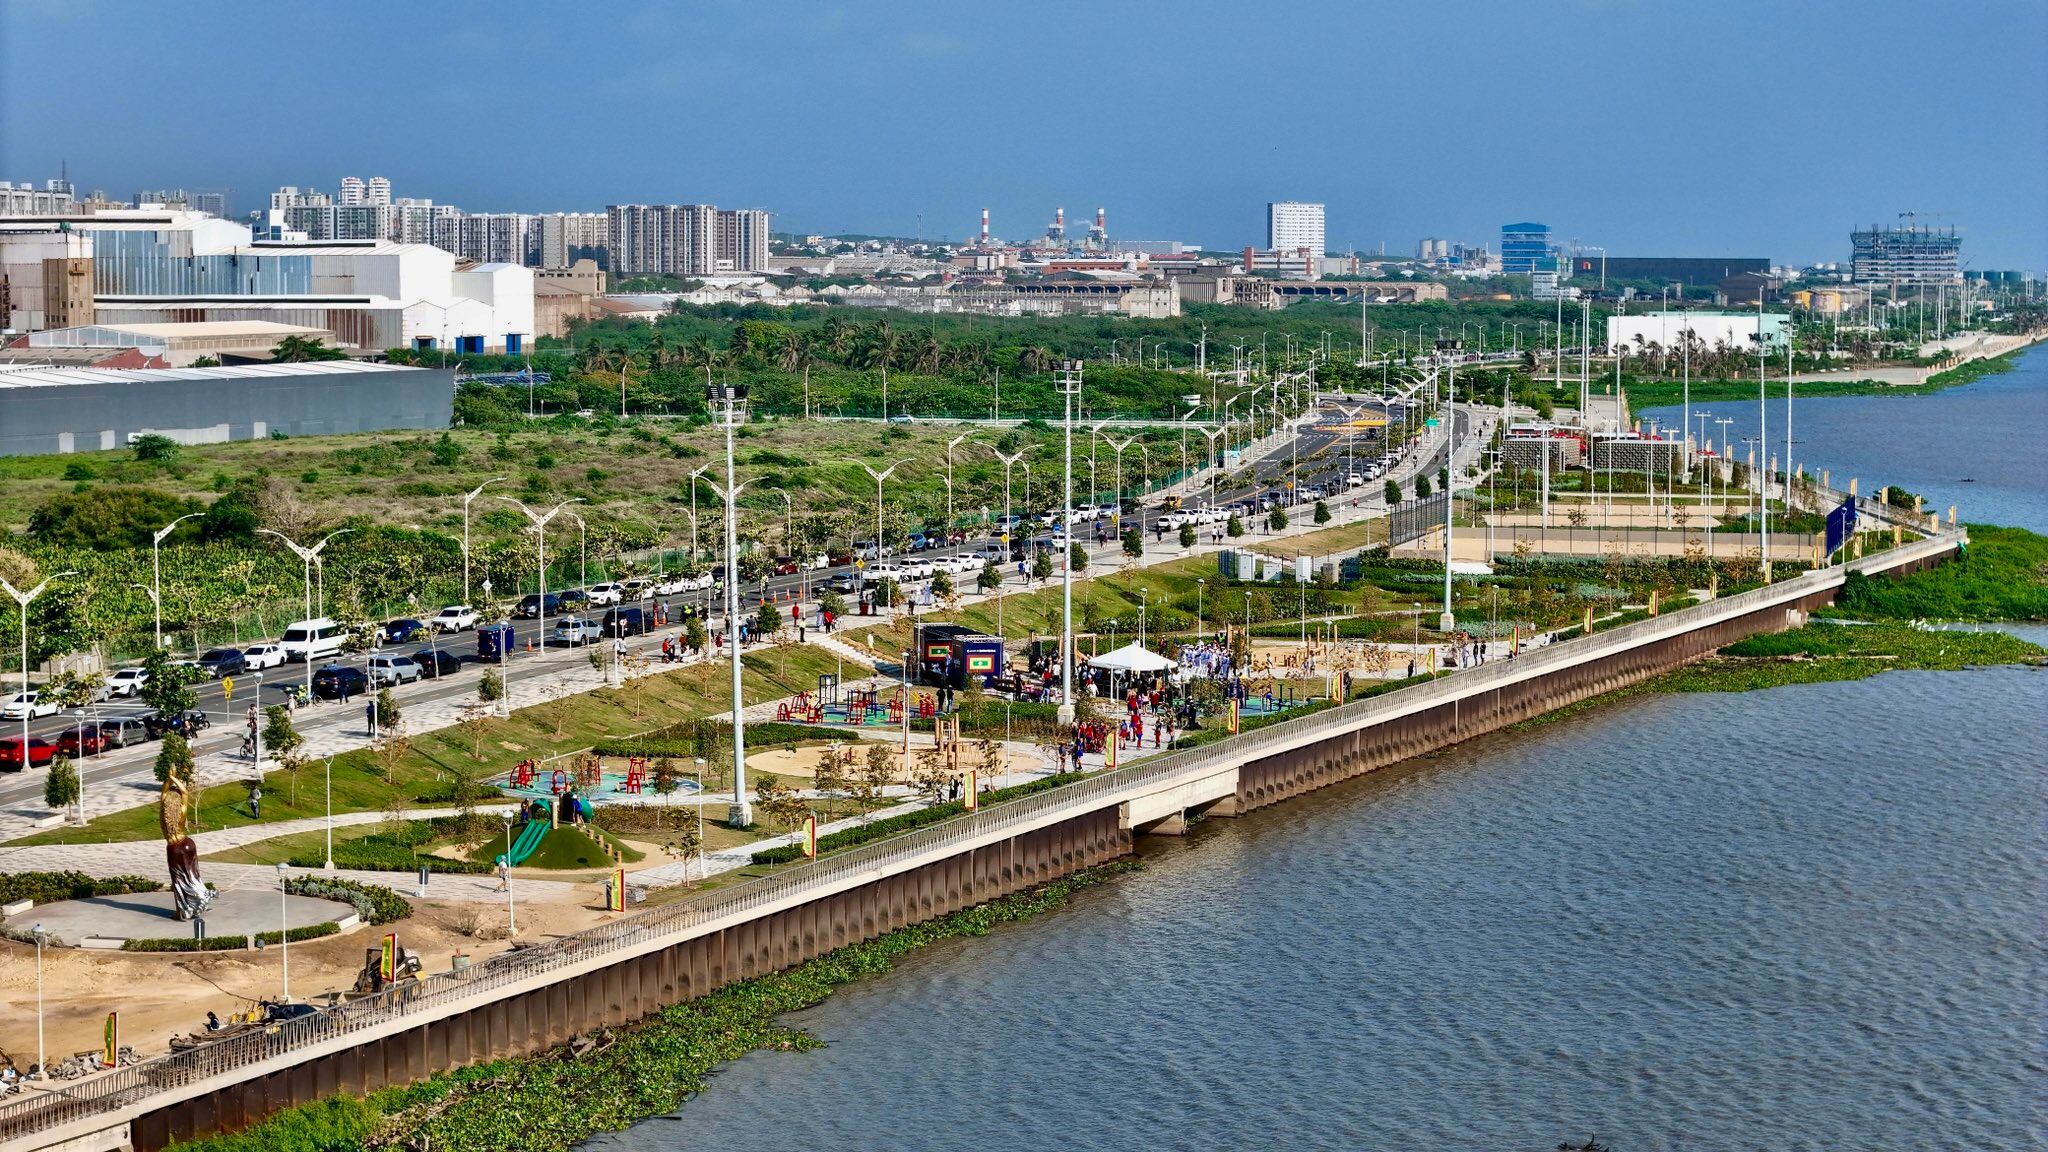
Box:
[0, 531, 1960, 1152]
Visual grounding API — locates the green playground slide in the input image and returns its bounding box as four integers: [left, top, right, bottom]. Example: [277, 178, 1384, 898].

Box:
[505, 818, 549, 866]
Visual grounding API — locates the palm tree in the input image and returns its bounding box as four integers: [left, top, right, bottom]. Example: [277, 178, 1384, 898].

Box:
[819, 317, 855, 361]
[273, 335, 345, 362]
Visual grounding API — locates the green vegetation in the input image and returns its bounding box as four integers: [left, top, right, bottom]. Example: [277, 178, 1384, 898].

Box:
[12, 643, 854, 846]
[0, 871, 159, 906]
[122, 922, 340, 952]
[1832, 524, 2048, 621]
[166, 860, 1142, 1152]
[1659, 621, 2043, 693]
[460, 824, 641, 870]
[284, 876, 411, 925]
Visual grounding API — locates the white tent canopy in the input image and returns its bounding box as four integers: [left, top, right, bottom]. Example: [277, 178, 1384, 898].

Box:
[1085, 642, 1177, 674]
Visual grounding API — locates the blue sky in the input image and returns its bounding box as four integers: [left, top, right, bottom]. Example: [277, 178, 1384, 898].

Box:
[4, 0, 2043, 268]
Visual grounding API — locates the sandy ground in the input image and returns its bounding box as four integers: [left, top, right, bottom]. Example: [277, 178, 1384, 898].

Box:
[0, 896, 616, 1077]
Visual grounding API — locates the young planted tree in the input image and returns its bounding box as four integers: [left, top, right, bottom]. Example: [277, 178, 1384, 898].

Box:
[1268, 505, 1289, 532]
[43, 754, 79, 816]
[976, 560, 1002, 594]
[1384, 479, 1403, 505]
[910, 745, 952, 804]
[753, 602, 782, 641]
[930, 570, 955, 603]
[1415, 475, 1432, 500]
[139, 648, 201, 721]
[478, 669, 504, 706]
[1121, 528, 1144, 561]
[154, 731, 195, 786]
[375, 688, 402, 734]
[1314, 500, 1331, 525]
[1226, 514, 1244, 539]
[975, 736, 1005, 784]
[753, 776, 809, 832]
[1069, 542, 1089, 573]
[852, 741, 897, 817]
[814, 742, 853, 801]
[1030, 549, 1054, 584]
[1179, 522, 1197, 550]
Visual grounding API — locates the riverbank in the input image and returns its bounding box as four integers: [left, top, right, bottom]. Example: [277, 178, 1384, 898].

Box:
[166, 860, 1141, 1152]
[1622, 335, 2042, 415]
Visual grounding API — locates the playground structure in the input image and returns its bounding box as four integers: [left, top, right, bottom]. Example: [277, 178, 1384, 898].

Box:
[774, 683, 941, 729]
[499, 756, 704, 804]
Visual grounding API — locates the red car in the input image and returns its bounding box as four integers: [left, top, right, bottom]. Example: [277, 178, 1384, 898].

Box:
[55, 725, 109, 757]
[0, 736, 57, 771]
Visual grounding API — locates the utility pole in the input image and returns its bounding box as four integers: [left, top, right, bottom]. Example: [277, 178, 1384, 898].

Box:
[1054, 360, 1082, 727]
[707, 380, 754, 826]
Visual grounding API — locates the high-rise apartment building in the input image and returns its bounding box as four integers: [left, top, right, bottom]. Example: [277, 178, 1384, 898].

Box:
[339, 176, 366, 206]
[606, 203, 734, 276]
[538, 212, 609, 269]
[716, 208, 770, 271]
[1500, 222, 1553, 275]
[366, 177, 391, 206]
[1850, 223, 1961, 285]
[1267, 202, 1325, 261]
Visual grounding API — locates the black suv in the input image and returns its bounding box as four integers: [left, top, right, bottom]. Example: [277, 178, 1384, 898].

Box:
[514, 593, 563, 618]
[311, 664, 369, 700]
[412, 648, 463, 678]
[197, 647, 248, 678]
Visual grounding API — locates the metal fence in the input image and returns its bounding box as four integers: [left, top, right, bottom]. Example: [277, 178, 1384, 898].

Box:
[0, 528, 1961, 1145]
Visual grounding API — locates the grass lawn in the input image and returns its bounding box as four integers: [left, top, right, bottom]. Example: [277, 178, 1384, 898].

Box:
[11, 642, 862, 846]
[1250, 519, 1383, 559]
[201, 823, 390, 867]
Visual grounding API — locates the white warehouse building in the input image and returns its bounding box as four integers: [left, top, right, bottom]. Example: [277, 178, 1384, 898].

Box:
[1606, 311, 1788, 354]
[0, 210, 534, 354]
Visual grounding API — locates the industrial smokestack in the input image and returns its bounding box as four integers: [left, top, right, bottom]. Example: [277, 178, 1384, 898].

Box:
[1095, 207, 1105, 230]
[980, 208, 989, 243]
[1055, 207, 1065, 228]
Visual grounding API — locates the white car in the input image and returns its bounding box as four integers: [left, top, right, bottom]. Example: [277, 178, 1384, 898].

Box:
[432, 605, 479, 632]
[652, 575, 688, 596]
[862, 564, 905, 584]
[106, 668, 149, 697]
[620, 578, 656, 601]
[243, 643, 288, 670]
[587, 583, 626, 606]
[898, 558, 935, 580]
[1, 691, 57, 721]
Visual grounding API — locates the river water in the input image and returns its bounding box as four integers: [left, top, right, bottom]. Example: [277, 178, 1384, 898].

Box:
[600, 352, 2046, 1152]
[1639, 341, 2048, 533]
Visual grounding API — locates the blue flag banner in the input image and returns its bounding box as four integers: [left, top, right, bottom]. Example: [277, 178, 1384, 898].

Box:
[1825, 497, 1858, 557]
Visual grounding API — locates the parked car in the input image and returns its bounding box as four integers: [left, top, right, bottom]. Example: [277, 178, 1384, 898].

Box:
[311, 664, 370, 701]
[0, 736, 57, 771]
[514, 593, 563, 619]
[197, 647, 248, 679]
[601, 607, 647, 638]
[55, 724, 109, 757]
[96, 715, 154, 748]
[243, 643, 288, 670]
[586, 583, 626, 606]
[143, 709, 211, 739]
[106, 668, 149, 697]
[652, 575, 688, 596]
[366, 654, 422, 687]
[0, 692, 57, 721]
[553, 616, 602, 646]
[769, 557, 801, 576]
[432, 605, 479, 632]
[411, 648, 463, 679]
[620, 578, 655, 600]
[381, 618, 426, 645]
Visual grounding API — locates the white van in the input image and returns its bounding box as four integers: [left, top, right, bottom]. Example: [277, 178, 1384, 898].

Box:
[279, 617, 347, 663]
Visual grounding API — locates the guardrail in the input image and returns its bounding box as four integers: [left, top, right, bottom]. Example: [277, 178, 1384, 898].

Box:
[0, 528, 1960, 1145]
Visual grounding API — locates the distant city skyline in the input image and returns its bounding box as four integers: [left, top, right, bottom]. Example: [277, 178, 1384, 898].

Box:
[2, 1, 2043, 269]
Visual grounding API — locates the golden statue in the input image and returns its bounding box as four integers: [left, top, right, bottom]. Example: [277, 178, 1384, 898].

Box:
[160, 769, 212, 920]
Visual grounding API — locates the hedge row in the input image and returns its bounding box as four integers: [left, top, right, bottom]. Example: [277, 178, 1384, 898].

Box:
[283, 841, 493, 875]
[0, 871, 161, 907]
[592, 721, 847, 761]
[750, 772, 1087, 865]
[284, 875, 411, 925]
[122, 922, 340, 952]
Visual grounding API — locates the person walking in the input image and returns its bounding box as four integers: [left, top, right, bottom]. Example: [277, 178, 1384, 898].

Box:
[247, 782, 261, 819]
[364, 699, 376, 736]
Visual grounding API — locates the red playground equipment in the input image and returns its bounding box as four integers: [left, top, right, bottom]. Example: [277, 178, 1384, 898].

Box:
[624, 756, 648, 794]
[550, 769, 570, 795]
[510, 759, 537, 788]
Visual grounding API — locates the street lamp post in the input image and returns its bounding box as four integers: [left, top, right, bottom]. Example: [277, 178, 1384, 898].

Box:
[460, 478, 506, 605]
[256, 529, 352, 701]
[943, 432, 969, 534]
[1054, 361, 1083, 726]
[150, 514, 203, 651]
[1196, 579, 1205, 641]
[3, 573, 73, 758]
[275, 861, 291, 1000]
[499, 808, 516, 935]
[497, 497, 583, 657]
[708, 381, 755, 827]
[562, 510, 588, 589]
[32, 923, 46, 1079]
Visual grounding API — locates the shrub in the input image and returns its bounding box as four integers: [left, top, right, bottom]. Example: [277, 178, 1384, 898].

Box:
[123, 922, 339, 952]
[284, 875, 411, 924]
[43, 755, 79, 811]
[0, 871, 160, 906]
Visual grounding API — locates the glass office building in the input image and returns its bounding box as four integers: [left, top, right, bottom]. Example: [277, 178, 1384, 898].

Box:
[1500, 221, 1553, 275]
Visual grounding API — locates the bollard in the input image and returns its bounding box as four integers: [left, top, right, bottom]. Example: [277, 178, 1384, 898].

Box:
[192, 917, 206, 940]
[417, 865, 429, 898]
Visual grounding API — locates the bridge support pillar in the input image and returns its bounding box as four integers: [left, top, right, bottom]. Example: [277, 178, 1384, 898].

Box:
[1136, 812, 1190, 836]
[1192, 795, 1240, 818]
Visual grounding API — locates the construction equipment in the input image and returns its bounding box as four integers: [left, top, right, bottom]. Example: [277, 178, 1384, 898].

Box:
[351, 944, 423, 997]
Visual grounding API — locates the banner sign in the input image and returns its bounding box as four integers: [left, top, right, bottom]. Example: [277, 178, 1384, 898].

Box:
[103, 1013, 118, 1067]
[800, 817, 818, 858]
[1824, 497, 1858, 557]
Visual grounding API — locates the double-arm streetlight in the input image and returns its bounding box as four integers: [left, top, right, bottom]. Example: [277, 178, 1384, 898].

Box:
[1054, 360, 1083, 725]
[497, 497, 583, 654]
[4, 574, 73, 757]
[257, 529, 351, 700]
[148, 514, 203, 651]
[460, 477, 506, 605]
[846, 459, 909, 574]
[708, 382, 754, 826]
[943, 432, 969, 535]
